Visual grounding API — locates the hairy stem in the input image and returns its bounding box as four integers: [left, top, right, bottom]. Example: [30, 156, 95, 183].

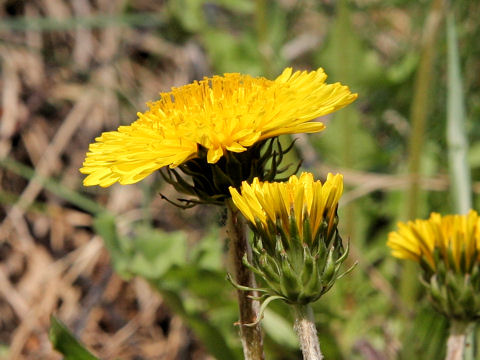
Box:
[293, 304, 323, 360]
[226, 200, 265, 360]
[445, 321, 473, 360]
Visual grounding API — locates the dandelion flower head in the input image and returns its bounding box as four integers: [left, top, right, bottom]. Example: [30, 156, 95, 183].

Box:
[387, 210, 480, 273]
[80, 68, 357, 187]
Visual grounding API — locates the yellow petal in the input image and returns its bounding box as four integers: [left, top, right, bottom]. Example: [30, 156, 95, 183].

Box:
[81, 68, 356, 187]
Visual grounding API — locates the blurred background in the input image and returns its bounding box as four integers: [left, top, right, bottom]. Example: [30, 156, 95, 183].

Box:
[0, 0, 479, 359]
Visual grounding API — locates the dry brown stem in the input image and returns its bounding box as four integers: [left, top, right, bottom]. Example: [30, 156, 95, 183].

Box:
[226, 200, 265, 360]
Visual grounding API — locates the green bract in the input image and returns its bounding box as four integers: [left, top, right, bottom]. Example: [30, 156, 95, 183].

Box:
[244, 214, 351, 305]
[422, 249, 480, 322]
[228, 172, 354, 324]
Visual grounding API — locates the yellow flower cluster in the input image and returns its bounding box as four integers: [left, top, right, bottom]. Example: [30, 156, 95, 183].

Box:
[387, 210, 480, 272]
[80, 68, 357, 187]
[229, 172, 343, 244]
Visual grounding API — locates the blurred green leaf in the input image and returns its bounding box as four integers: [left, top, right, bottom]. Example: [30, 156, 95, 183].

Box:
[202, 29, 262, 74]
[469, 143, 480, 169]
[190, 228, 224, 270]
[94, 212, 133, 279]
[129, 227, 187, 279]
[214, 0, 254, 13]
[400, 306, 447, 360]
[49, 316, 99, 360]
[168, 0, 205, 32]
[167, 0, 254, 34]
[387, 52, 419, 84]
[263, 308, 298, 349]
[255, 0, 288, 76]
[95, 213, 188, 279]
[0, 345, 9, 358]
[317, 2, 382, 89]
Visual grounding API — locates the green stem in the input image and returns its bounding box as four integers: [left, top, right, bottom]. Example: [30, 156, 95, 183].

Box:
[293, 304, 323, 360]
[445, 321, 474, 360]
[226, 200, 265, 360]
[446, 9, 472, 214]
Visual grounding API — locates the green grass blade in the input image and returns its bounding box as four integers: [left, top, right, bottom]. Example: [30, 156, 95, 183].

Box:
[49, 316, 99, 360]
[446, 12, 472, 214]
[0, 157, 104, 215]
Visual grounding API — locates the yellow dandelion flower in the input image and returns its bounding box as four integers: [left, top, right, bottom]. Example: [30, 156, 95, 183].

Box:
[387, 210, 480, 272]
[80, 68, 357, 187]
[229, 172, 343, 244]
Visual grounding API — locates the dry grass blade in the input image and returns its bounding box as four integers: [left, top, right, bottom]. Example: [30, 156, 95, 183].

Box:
[0, 54, 21, 159]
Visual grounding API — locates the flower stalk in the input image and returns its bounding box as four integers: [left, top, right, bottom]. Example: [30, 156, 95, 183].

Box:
[445, 321, 474, 360]
[226, 200, 265, 360]
[293, 304, 323, 360]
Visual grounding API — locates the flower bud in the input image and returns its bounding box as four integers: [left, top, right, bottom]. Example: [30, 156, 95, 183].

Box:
[229, 172, 354, 308]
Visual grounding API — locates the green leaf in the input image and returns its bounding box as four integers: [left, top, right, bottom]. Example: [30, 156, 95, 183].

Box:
[128, 227, 187, 279]
[94, 212, 133, 279]
[190, 228, 223, 270]
[263, 308, 298, 349]
[168, 0, 205, 32]
[214, 0, 254, 13]
[469, 143, 480, 169]
[0, 344, 9, 358]
[202, 29, 262, 75]
[387, 52, 419, 84]
[400, 306, 447, 360]
[94, 213, 189, 280]
[49, 316, 99, 360]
